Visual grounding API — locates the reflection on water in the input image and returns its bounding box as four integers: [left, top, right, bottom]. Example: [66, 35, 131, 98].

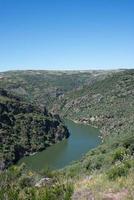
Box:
[18, 119, 101, 171]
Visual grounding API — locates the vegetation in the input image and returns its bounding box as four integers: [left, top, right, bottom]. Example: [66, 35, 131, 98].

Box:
[54, 69, 134, 138]
[0, 164, 74, 200]
[59, 129, 134, 199]
[0, 70, 115, 108]
[0, 69, 134, 199]
[0, 89, 69, 170]
[0, 129, 133, 199]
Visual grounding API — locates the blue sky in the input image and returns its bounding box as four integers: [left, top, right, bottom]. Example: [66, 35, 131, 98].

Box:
[0, 0, 134, 71]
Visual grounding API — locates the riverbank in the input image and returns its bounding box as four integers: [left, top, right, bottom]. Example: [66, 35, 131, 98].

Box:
[1, 128, 133, 200]
[66, 117, 105, 143]
[18, 119, 101, 171]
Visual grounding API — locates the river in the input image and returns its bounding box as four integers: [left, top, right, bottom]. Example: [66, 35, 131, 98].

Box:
[18, 119, 101, 171]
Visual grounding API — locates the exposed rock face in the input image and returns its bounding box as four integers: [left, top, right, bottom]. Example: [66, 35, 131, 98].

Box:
[35, 177, 53, 187]
[0, 89, 69, 170]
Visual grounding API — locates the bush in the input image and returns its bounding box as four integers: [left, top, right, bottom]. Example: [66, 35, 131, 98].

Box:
[107, 164, 129, 180]
[86, 155, 105, 171]
[64, 183, 74, 200]
[112, 147, 126, 162]
[19, 176, 34, 188]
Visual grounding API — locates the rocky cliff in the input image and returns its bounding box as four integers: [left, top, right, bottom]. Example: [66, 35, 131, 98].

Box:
[0, 89, 69, 170]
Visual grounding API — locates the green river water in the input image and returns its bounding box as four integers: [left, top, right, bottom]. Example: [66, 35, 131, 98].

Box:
[18, 119, 101, 171]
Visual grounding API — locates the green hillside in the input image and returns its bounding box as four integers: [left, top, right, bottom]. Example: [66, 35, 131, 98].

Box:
[0, 70, 115, 108]
[53, 69, 134, 138]
[0, 69, 134, 199]
[0, 89, 69, 170]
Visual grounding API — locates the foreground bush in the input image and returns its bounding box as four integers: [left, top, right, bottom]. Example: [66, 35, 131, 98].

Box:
[0, 165, 73, 200]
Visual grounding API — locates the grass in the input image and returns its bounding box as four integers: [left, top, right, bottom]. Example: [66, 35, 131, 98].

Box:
[0, 69, 134, 199]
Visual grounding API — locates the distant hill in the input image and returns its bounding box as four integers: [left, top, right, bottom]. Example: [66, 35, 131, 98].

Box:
[0, 70, 117, 108]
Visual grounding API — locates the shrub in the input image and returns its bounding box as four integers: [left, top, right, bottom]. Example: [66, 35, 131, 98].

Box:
[86, 155, 105, 171]
[64, 183, 74, 200]
[107, 164, 129, 180]
[112, 147, 126, 162]
[19, 176, 34, 188]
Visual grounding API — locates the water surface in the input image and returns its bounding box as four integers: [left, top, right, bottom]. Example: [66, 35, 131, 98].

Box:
[18, 119, 101, 171]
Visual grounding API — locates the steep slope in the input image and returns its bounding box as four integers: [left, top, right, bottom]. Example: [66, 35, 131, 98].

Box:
[0, 89, 69, 170]
[0, 69, 134, 199]
[52, 69, 134, 138]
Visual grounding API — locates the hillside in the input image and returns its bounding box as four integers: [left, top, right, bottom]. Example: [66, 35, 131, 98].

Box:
[0, 122, 134, 199]
[0, 69, 134, 199]
[52, 69, 134, 138]
[0, 89, 69, 170]
[0, 70, 116, 108]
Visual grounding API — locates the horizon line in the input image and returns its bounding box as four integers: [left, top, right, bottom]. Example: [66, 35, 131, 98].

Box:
[0, 66, 134, 73]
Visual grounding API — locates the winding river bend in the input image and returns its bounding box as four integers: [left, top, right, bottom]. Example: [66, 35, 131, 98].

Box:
[18, 119, 101, 171]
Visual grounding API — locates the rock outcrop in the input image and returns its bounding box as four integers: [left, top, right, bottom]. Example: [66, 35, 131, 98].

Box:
[0, 89, 69, 170]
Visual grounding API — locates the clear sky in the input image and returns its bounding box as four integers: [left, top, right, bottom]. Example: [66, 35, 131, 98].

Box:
[0, 0, 134, 71]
